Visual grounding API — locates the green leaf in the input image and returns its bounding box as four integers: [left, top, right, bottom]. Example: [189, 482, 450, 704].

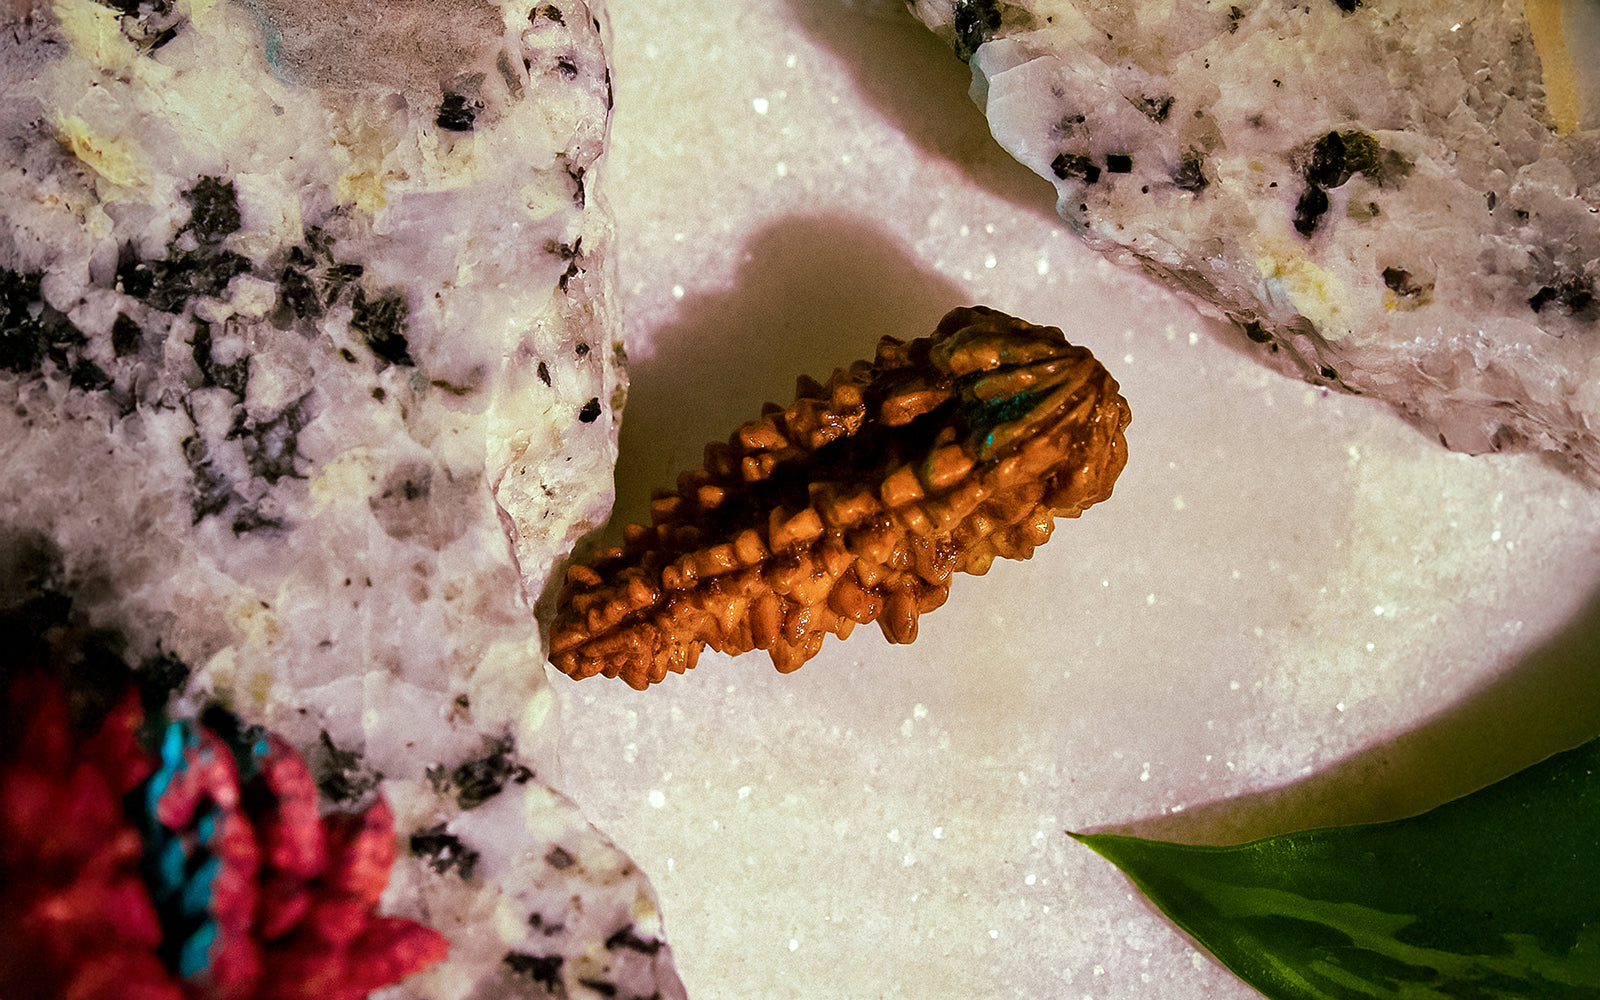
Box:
[1072, 735, 1600, 999]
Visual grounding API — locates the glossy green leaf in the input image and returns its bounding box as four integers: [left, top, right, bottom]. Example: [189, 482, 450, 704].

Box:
[1072, 735, 1600, 999]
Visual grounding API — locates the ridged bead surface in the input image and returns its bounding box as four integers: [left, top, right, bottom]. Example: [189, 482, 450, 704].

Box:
[549, 306, 1132, 688]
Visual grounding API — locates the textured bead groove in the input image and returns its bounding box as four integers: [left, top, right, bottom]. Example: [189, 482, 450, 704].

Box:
[549, 306, 1132, 688]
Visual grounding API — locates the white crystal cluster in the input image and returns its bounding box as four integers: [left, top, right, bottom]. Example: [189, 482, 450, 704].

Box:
[910, 0, 1600, 480]
[0, 2, 682, 997]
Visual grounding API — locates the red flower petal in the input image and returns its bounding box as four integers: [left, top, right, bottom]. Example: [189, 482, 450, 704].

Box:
[252, 736, 326, 882]
[84, 690, 156, 795]
[321, 798, 397, 904]
[255, 875, 314, 941]
[342, 916, 451, 992]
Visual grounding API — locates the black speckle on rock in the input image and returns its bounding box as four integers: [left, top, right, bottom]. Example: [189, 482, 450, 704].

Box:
[578, 397, 601, 423]
[1050, 152, 1100, 185]
[545, 845, 576, 869]
[952, 0, 1004, 61]
[69, 359, 111, 392]
[606, 924, 663, 956]
[533, 3, 564, 23]
[1294, 130, 1409, 237]
[1134, 94, 1174, 123]
[229, 506, 282, 536]
[1105, 153, 1133, 174]
[559, 261, 582, 292]
[437, 733, 535, 810]
[1055, 113, 1086, 135]
[575, 342, 590, 358]
[429, 378, 476, 397]
[547, 238, 584, 293]
[272, 236, 366, 328]
[114, 177, 252, 321]
[1227, 5, 1243, 31]
[555, 56, 579, 79]
[436, 93, 479, 132]
[276, 259, 322, 323]
[1293, 185, 1331, 237]
[1331, 0, 1361, 11]
[232, 397, 310, 484]
[504, 952, 564, 994]
[1318, 364, 1338, 380]
[1241, 319, 1273, 344]
[98, 0, 185, 51]
[111, 313, 143, 356]
[322, 261, 364, 303]
[1173, 151, 1208, 194]
[1304, 131, 1381, 190]
[369, 462, 435, 542]
[577, 978, 618, 998]
[1, 269, 85, 375]
[496, 48, 525, 99]
[410, 823, 480, 879]
[537, 361, 551, 385]
[1528, 277, 1598, 320]
[1381, 266, 1427, 299]
[180, 176, 242, 248]
[113, 249, 154, 298]
[1302, 132, 1349, 190]
[350, 286, 414, 367]
[564, 161, 587, 209]
[181, 434, 236, 523]
[316, 730, 382, 804]
[117, 216, 251, 315]
[191, 320, 249, 396]
[176, 424, 276, 532]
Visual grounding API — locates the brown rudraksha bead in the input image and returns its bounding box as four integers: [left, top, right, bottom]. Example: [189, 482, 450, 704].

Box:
[549, 305, 1131, 688]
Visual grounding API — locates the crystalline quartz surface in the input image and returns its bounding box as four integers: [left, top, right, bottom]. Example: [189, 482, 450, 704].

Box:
[911, 0, 1600, 480]
[0, 2, 683, 998]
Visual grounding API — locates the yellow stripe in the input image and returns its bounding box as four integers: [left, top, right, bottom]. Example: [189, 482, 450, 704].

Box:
[1526, 0, 1582, 133]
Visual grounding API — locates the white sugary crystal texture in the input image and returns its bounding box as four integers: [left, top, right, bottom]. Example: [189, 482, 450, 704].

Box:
[910, 0, 1600, 481]
[0, 1, 683, 997]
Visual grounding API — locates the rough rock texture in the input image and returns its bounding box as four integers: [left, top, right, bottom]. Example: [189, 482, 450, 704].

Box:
[910, 0, 1600, 481]
[551, 306, 1130, 688]
[0, 2, 681, 998]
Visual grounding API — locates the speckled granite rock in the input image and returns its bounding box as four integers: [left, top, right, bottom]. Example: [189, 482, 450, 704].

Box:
[0, 2, 681, 998]
[910, 0, 1600, 481]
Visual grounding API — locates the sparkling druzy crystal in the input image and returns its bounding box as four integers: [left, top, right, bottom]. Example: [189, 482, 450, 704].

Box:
[551, 306, 1131, 688]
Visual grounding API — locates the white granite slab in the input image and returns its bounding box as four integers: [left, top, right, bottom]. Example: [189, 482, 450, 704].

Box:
[909, 0, 1600, 483]
[0, 2, 681, 998]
